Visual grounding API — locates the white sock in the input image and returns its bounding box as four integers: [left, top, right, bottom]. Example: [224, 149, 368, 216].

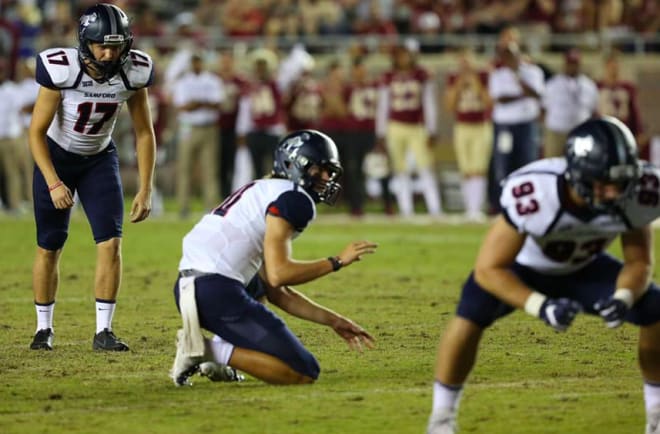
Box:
[645, 381, 660, 412]
[466, 177, 486, 216]
[460, 178, 471, 213]
[209, 334, 235, 365]
[96, 300, 116, 333]
[35, 301, 55, 332]
[393, 174, 414, 216]
[432, 380, 463, 413]
[419, 169, 442, 215]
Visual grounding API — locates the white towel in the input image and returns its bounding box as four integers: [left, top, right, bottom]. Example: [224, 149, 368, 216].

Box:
[178, 276, 205, 357]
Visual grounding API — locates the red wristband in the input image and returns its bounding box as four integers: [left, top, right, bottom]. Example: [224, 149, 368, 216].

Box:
[48, 181, 63, 192]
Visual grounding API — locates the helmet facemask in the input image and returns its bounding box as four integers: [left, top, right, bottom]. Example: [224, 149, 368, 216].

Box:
[80, 37, 132, 82]
[303, 162, 343, 205]
[567, 163, 639, 213]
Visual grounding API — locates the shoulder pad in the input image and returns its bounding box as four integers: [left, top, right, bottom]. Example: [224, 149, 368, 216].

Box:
[37, 48, 81, 88]
[621, 162, 660, 228]
[122, 49, 155, 90]
[500, 162, 563, 236]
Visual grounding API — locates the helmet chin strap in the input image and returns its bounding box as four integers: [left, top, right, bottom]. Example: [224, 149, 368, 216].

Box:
[86, 58, 120, 81]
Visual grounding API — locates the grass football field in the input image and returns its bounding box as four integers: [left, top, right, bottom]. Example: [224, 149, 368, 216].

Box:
[0, 213, 649, 434]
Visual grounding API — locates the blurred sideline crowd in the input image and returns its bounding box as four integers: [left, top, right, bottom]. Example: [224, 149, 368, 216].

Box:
[0, 0, 659, 220]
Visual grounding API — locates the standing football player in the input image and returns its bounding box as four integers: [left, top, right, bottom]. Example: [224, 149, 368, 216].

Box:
[426, 117, 660, 434]
[375, 39, 442, 218]
[170, 129, 377, 386]
[28, 3, 156, 351]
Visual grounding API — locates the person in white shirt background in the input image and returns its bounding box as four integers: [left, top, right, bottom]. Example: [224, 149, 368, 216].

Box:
[542, 48, 599, 158]
[172, 52, 224, 218]
[487, 41, 545, 213]
[16, 57, 41, 209]
[0, 57, 27, 215]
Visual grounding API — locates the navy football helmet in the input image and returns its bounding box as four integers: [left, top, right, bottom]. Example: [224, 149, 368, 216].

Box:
[565, 116, 640, 212]
[273, 130, 343, 205]
[78, 3, 133, 82]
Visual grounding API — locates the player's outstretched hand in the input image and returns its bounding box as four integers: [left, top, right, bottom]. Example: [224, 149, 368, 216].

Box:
[539, 298, 582, 332]
[330, 316, 375, 353]
[130, 189, 152, 223]
[594, 296, 629, 328]
[338, 240, 378, 267]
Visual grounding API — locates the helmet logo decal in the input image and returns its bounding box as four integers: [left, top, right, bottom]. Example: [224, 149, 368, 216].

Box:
[282, 136, 304, 159]
[573, 136, 594, 157]
[80, 12, 98, 28]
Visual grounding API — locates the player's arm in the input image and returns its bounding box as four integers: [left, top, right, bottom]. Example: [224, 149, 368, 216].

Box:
[262, 214, 376, 287]
[259, 268, 375, 352]
[617, 225, 654, 301]
[29, 86, 74, 209]
[475, 215, 582, 331]
[473, 215, 531, 309]
[592, 225, 653, 329]
[127, 87, 156, 222]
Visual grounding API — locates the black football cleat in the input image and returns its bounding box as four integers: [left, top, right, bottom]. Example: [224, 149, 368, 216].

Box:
[199, 362, 245, 382]
[93, 328, 130, 351]
[30, 328, 54, 350]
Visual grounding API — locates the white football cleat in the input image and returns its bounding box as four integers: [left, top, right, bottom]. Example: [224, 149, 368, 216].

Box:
[427, 410, 457, 434]
[170, 329, 202, 386]
[199, 361, 245, 382]
[647, 407, 660, 434]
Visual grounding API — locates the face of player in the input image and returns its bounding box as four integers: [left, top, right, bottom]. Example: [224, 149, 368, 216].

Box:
[568, 179, 627, 211]
[90, 42, 123, 63]
[86, 42, 124, 78]
[591, 181, 625, 206]
[392, 47, 413, 70]
[191, 57, 204, 74]
[255, 59, 270, 80]
[352, 63, 366, 82]
[308, 164, 339, 190]
[308, 164, 331, 182]
[218, 53, 234, 76]
[565, 60, 580, 77]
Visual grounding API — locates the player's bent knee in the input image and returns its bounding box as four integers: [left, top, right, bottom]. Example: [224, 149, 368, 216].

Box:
[297, 352, 320, 380]
[96, 236, 121, 248]
[38, 230, 68, 251]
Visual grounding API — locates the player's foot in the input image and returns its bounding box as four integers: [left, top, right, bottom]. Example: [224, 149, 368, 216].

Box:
[30, 328, 54, 350]
[427, 410, 457, 434]
[170, 329, 201, 386]
[93, 328, 129, 351]
[647, 407, 660, 434]
[199, 361, 245, 382]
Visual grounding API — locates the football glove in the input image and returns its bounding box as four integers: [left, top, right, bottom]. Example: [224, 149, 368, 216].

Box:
[593, 289, 633, 328]
[539, 298, 582, 332]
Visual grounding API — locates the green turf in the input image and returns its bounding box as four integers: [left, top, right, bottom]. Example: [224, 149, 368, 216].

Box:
[0, 214, 649, 434]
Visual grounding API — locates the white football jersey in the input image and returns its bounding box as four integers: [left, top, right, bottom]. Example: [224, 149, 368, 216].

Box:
[501, 158, 660, 274]
[36, 47, 154, 155]
[179, 179, 317, 285]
